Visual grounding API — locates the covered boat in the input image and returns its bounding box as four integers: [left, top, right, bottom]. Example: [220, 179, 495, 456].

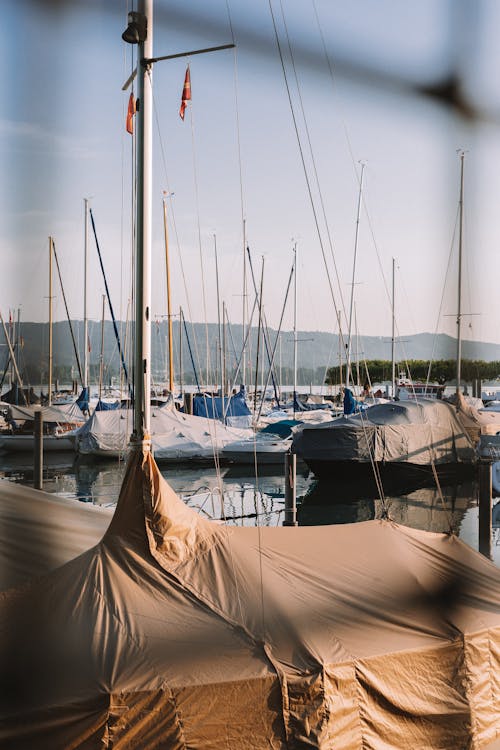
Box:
[292, 397, 478, 480]
[74, 405, 251, 462]
[1, 450, 500, 748]
[0, 402, 86, 452]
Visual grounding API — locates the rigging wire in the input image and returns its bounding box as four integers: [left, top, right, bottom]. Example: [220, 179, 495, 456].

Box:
[279, 0, 348, 325]
[267, 0, 343, 330]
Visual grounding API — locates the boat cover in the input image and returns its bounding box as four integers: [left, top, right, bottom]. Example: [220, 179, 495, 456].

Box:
[292, 398, 477, 466]
[8, 402, 86, 425]
[191, 390, 252, 427]
[1, 450, 500, 749]
[0, 480, 111, 590]
[75, 406, 251, 459]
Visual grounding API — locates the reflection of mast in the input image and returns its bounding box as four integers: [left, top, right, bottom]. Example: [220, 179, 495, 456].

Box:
[162, 194, 174, 393]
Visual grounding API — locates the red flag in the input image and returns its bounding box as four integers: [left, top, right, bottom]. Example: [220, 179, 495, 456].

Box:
[179, 67, 191, 120]
[87, 335, 92, 353]
[126, 93, 136, 134]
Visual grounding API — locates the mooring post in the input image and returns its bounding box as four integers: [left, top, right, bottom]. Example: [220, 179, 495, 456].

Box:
[284, 450, 297, 526]
[34, 409, 43, 490]
[478, 459, 492, 559]
[184, 392, 193, 415]
[477, 435, 499, 559]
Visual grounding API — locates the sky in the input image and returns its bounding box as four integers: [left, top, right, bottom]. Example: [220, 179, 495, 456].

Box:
[3, 0, 500, 356]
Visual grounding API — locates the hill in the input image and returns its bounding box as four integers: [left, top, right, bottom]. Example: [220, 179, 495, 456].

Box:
[2, 321, 500, 386]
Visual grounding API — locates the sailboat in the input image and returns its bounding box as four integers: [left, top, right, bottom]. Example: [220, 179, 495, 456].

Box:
[1, 5, 500, 748]
[292, 153, 491, 482]
[0, 238, 86, 452]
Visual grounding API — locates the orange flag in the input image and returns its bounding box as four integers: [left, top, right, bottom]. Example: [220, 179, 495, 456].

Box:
[126, 93, 136, 134]
[179, 67, 191, 120]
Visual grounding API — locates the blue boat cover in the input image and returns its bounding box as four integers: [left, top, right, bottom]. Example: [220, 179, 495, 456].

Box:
[76, 387, 89, 413]
[343, 388, 360, 415]
[260, 419, 302, 438]
[192, 390, 251, 421]
[95, 399, 120, 411]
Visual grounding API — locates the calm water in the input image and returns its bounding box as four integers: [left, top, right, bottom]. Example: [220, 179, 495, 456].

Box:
[1, 450, 499, 566]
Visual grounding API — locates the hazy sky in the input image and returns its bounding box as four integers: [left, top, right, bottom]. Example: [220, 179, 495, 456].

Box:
[3, 0, 500, 355]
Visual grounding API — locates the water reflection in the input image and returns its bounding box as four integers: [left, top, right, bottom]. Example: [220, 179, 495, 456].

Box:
[298, 478, 477, 536]
[1, 450, 499, 564]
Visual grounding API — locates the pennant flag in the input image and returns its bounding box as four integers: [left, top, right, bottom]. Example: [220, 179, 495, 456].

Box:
[179, 67, 191, 120]
[126, 93, 136, 135]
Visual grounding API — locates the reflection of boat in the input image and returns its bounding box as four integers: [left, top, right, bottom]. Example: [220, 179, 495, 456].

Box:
[299, 479, 475, 535]
[0, 450, 76, 479]
[492, 462, 500, 497]
[292, 398, 477, 480]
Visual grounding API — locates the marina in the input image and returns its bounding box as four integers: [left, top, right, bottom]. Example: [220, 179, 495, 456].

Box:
[3, 1, 500, 747]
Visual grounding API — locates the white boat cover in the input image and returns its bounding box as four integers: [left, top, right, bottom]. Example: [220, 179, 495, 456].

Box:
[75, 407, 251, 459]
[1, 450, 500, 748]
[8, 402, 86, 425]
[293, 398, 477, 466]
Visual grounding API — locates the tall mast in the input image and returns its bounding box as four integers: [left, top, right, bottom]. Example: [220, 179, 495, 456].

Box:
[293, 242, 298, 417]
[456, 150, 465, 397]
[83, 198, 89, 391]
[391, 257, 396, 397]
[242, 219, 247, 387]
[346, 162, 365, 390]
[163, 195, 174, 393]
[214, 234, 223, 395]
[133, 0, 153, 448]
[48, 236, 53, 406]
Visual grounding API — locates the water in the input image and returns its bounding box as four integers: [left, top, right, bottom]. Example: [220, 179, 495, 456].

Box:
[1, 450, 499, 566]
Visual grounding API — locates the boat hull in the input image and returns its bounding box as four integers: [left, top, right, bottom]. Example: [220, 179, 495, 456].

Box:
[0, 434, 76, 452]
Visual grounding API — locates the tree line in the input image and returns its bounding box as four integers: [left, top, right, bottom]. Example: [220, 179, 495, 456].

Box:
[325, 359, 500, 386]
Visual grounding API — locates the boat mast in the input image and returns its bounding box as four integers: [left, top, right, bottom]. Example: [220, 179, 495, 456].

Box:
[99, 294, 105, 404]
[83, 198, 89, 392]
[346, 162, 365, 391]
[242, 220, 247, 388]
[163, 194, 174, 393]
[121, 3, 234, 439]
[456, 150, 465, 397]
[130, 0, 153, 449]
[48, 236, 53, 406]
[391, 257, 396, 398]
[293, 242, 298, 418]
[214, 233, 223, 396]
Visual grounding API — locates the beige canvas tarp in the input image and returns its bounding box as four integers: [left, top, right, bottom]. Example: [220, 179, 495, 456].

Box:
[1, 451, 500, 749]
[0, 480, 112, 590]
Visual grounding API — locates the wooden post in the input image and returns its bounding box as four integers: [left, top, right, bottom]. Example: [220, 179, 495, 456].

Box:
[184, 392, 193, 415]
[478, 459, 492, 559]
[34, 409, 43, 490]
[284, 451, 297, 526]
